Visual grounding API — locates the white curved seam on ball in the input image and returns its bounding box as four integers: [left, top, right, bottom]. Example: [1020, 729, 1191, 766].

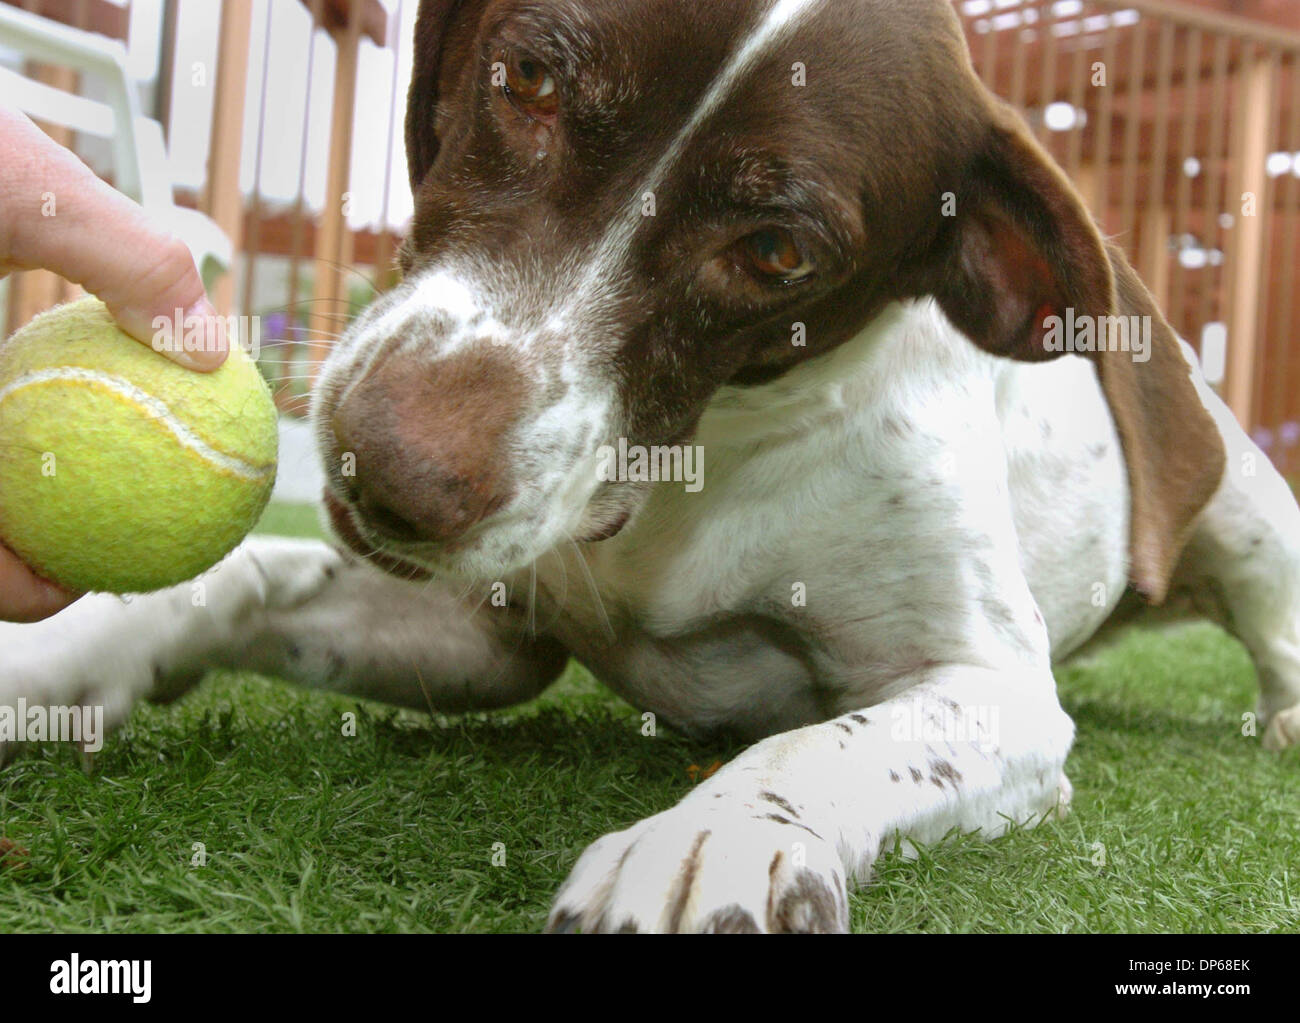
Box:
[0, 367, 275, 482]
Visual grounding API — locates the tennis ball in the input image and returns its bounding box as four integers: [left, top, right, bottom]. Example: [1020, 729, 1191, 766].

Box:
[0, 297, 278, 594]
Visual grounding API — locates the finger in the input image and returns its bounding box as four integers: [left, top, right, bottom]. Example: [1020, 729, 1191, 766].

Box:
[0, 544, 79, 623]
[0, 107, 227, 371]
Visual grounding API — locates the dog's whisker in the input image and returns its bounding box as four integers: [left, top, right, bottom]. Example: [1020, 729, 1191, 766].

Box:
[536, 546, 570, 635]
[452, 576, 479, 606]
[270, 294, 357, 309]
[259, 334, 346, 347]
[467, 579, 497, 618]
[412, 663, 437, 720]
[313, 257, 382, 295]
[293, 324, 351, 335]
[528, 563, 538, 638]
[570, 539, 615, 643]
[257, 339, 341, 351]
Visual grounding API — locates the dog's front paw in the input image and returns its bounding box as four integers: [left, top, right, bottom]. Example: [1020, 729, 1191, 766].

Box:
[0, 605, 155, 764]
[547, 804, 849, 934]
[247, 539, 348, 611]
[1263, 703, 1300, 751]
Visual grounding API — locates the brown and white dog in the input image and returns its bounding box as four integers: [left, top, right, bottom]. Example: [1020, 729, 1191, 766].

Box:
[4, 0, 1300, 932]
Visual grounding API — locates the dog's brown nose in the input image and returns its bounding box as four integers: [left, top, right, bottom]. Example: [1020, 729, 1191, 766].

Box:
[329, 350, 521, 546]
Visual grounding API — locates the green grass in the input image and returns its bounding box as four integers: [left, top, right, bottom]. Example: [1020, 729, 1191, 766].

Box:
[254, 499, 324, 540]
[1, 502, 1297, 933]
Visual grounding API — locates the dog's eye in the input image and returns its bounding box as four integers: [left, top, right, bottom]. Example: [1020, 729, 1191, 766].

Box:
[502, 50, 559, 122]
[742, 229, 815, 283]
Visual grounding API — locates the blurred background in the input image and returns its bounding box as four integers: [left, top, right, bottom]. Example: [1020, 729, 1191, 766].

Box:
[1, 0, 1298, 494]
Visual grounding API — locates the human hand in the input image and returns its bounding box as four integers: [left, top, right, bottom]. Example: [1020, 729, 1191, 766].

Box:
[0, 106, 231, 620]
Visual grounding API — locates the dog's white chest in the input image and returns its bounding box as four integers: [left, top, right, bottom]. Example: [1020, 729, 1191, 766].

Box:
[537, 302, 1131, 736]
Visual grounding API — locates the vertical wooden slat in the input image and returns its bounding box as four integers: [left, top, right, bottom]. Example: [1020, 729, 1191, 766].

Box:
[1198, 34, 1231, 335]
[1119, 17, 1148, 242]
[1066, 14, 1090, 179]
[1224, 52, 1274, 429]
[1075, 162, 1100, 216]
[1037, 0, 1059, 147]
[1249, 50, 1284, 430]
[241, 0, 276, 320]
[982, 10, 1000, 93]
[206, 0, 256, 317]
[1139, 206, 1172, 308]
[1171, 28, 1202, 336]
[1009, 9, 1029, 112]
[372, 0, 404, 294]
[1093, 23, 1120, 231]
[287, 0, 324, 343]
[1274, 56, 1300, 435]
[1139, 20, 1176, 296]
[310, 0, 364, 372]
[155, 0, 180, 136]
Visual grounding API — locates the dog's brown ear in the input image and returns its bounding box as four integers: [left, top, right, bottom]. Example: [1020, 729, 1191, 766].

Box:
[406, 0, 478, 191]
[933, 112, 1225, 603]
[1101, 248, 1226, 602]
[932, 113, 1114, 361]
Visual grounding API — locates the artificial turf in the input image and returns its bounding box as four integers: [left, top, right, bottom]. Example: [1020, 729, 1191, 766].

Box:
[0, 503, 1296, 933]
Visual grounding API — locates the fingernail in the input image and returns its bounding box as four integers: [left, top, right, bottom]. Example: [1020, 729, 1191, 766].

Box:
[38, 573, 78, 600]
[113, 307, 160, 347]
[173, 299, 229, 372]
[35, 577, 79, 616]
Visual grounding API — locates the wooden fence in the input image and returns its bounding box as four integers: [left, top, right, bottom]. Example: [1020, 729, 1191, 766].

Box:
[958, 0, 1300, 470]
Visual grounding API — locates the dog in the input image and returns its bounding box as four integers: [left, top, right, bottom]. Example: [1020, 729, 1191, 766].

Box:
[3, 0, 1300, 933]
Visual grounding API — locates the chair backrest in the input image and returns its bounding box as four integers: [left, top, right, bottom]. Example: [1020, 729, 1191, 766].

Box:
[0, 2, 144, 201]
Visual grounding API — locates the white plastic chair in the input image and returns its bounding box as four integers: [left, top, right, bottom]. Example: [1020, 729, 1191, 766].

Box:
[0, 2, 232, 288]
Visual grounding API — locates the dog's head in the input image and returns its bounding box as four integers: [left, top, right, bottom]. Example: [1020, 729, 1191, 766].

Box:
[317, 0, 1223, 599]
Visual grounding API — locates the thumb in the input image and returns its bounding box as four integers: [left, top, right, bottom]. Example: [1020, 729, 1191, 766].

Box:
[0, 107, 228, 371]
[93, 218, 231, 373]
[0, 544, 78, 623]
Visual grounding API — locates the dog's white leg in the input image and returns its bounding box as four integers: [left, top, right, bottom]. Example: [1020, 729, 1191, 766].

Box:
[1175, 361, 1300, 750]
[0, 537, 566, 758]
[236, 547, 569, 712]
[0, 538, 319, 748]
[1179, 477, 1300, 751]
[547, 664, 1073, 933]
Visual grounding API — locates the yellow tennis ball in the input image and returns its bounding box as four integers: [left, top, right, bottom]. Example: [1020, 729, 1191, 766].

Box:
[0, 296, 278, 594]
